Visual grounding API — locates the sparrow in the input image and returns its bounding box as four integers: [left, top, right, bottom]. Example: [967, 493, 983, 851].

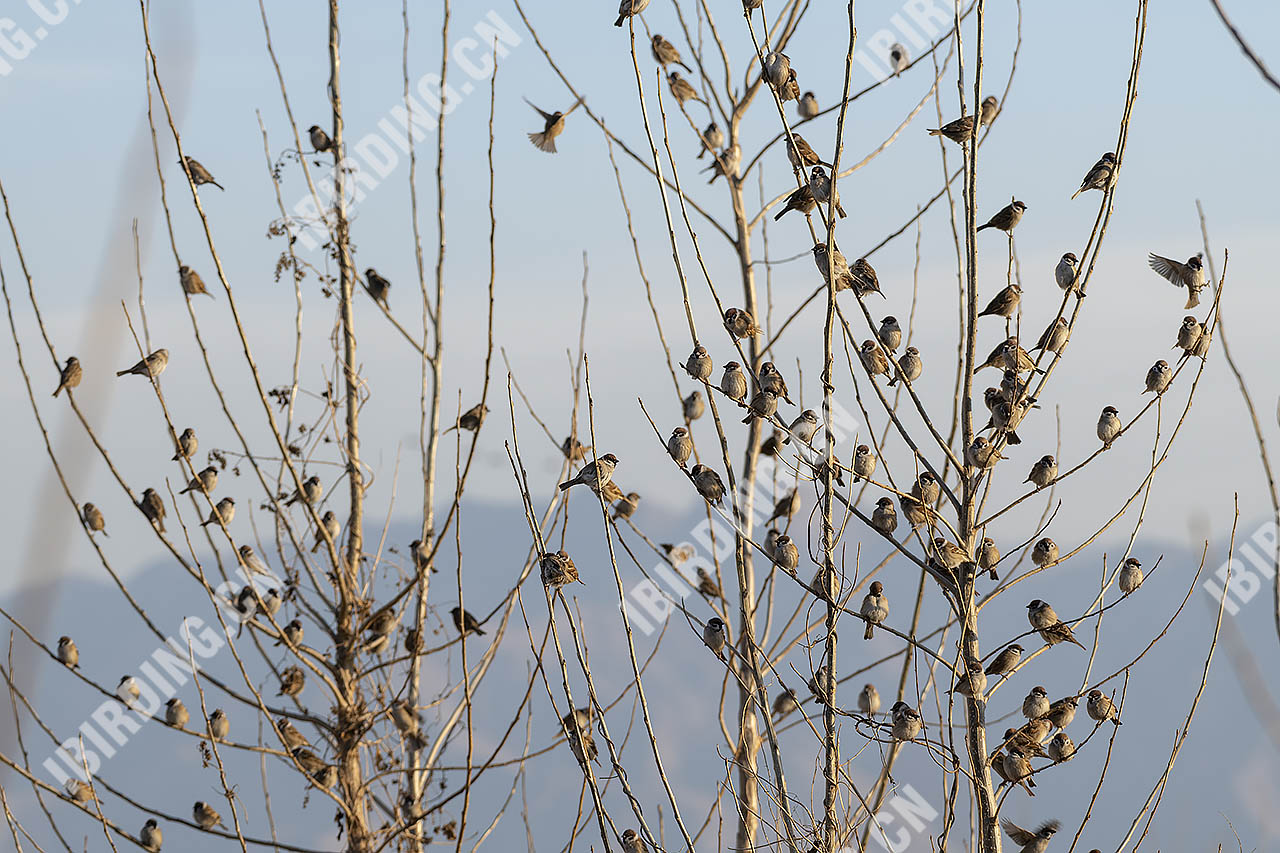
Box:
[774, 184, 816, 221]
[683, 390, 705, 421]
[1055, 252, 1080, 293]
[366, 607, 400, 641]
[852, 444, 877, 481]
[786, 134, 823, 170]
[390, 700, 429, 750]
[446, 403, 489, 433]
[692, 464, 726, 505]
[702, 616, 728, 660]
[742, 389, 778, 424]
[912, 472, 940, 504]
[193, 800, 226, 830]
[979, 284, 1022, 319]
[986, 643, 1022, 675]
[57, 636, 79, 667]
[1002, 368, 1030, 400]
[276, 719, 308, 750]
[807, 665, 833, 705]
[951, 669, 988, 698]
[179, 264, 213, 298]
[1173, 315, 1203, 357]
[562, 707, 591, 736]
[705, 143, 741, 183]
[877, 316, 903, 352]
[138, 488, 166, 532]
[278, 666, 305, 696]
[1187, 325, 1212, 360]
[992, 751, 1035, 795]
[613, 0, 650, 27]
[977, 200, 1027, 233]
[52, 356, 81, 397]
[82, 503, 106, 537]
[978, 537, 1001, 581]
[140, 818, 163, 851]
[1087, 689, 1121, 724]
[1001, 819, 1058, 852]
[180, 156, 223, 190]
[117, 675, 142, 706]
[966, 436, 1002, 468]
[613, 491, 641, 520]
[758, 361, 793, 403]
[859, 683, 881, 715]
[984, 387, 1003, 411]
[762, 50, 791, 88]
[929, 537, 968, 572]
[926, 96, 998, 143]
[767, 489, 800, 524]
[260, 588, 282, 617]
[311, 510, 340, 552]
[1119, 557, 1144, 594]
[559, 453, 619, 492]
[978, 337, 1037, 373]
[667, 427, 693, 467]
[798, 90, 819, 119]
[567, 725, 599, 765]
[849, 257, 884, 297]
[621, 829, 647, 853]
[870, 497, 898, 534]
[1026, 455, 1056, 489]
[364, 267, 391, 308]
[1033, 317, 1069, 354]
[860, 581, 888, 639]
[238, 545, 269, 575]
[719, 361, 748, 402]
[1144, 359, 1172, 395]
[807, 166, 846, 218]
[172, 427, 198, 461]
[308, 124, 333, 153]
[1023, 718, 1055, 748]
[116, 349, 168, 379]
[1027, 600, 1085, 648]
[1071, 152, 1117, 199]
[1097, 405, 1121, 448]
[772, 687, 799, 719]
[275, 618, 304, 646]
[697, 567, 723, 599]
[760, 429, 784, 457]
[200, 497, 236, 528]
[890, 701, 922, 741]
[1031, 537, 1059, 568]
[812, 566, 841, 602]
[696, 121, 724, 159]
[1004, 726, 1045, 757]
[165, 697, 189, 728]
[562, 436, 591, 461]
[684, 345, 712, 381]
[723, 307, 761, 338]
[772, 534, 800, 572]
[667, 71, 702, 104]
[234, 585, 258, 620]
[1148, 252, 1206, 309]
[1045, 696, 1078, 728]
[180, 465, 219, 495]
[987, 397, 1030, 445]
[451, 606, 485, 637]
[1047, 731, 1076, 762]
[899, 495, 936, 529]
[524, 96, 583, 154]
[778, 68, 800, 101]
[811, 243, 856, 292]
[1023, 686, 1050, 719]
[650, 34, 691, 71]
[784, 409, 819, 445]
[888, 43, 909, 75]
[66, 778, 95, 804]
[860, 340, 891, 379]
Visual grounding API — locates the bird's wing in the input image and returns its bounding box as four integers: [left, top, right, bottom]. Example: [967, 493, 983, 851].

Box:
[1147, 253, 1187, 287]
[522, 97, 554, 121]
[561, 96, 585, 117]
[1001, 819, 1036, 846]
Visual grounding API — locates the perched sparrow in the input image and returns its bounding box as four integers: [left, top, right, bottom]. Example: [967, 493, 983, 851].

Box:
[978, 337, 1037, 372]
[772, 686, 799, 719]
[798, 91, 819, 119]
[200, 497, 236, 528]
[1005, 727, 1047, 757]
[899, 495, 936, 529]
[966, 436, 1002, 468]
[446, 403, 489, 433]
[193, 800, 226, 830]
[364, 267, 391, 308]
[1045, 696, 1078, 728]
[1001, 819, 1059, 852]
[1119, 557, 1144, 594]
[1055, 252, 1080, 293]
[179, 264, 213, 299]
[811, 566, 841, 602]
[1023, 685, 1050, 719]
[1033, 317, 1069, 354]
[860, 340, 891, 379]
[1026, 455, 1057, 489]
[116, 349, 168, 379]
[66, 778, 95, 804]
[870, 497, 898, 534]
[1001, 368, 1029, 401]
[621, 828, 647, 853]
[766, 489, 800, 524]
[929, 537, 968, 572]
[696, 567, 723, 600]
[683, 390, 705, 421]
[696, 121, 724, 159]
[859, 683, 881, 715]
[912, 472, 940, 504]
[613, 491, 641, 520]
[1031, 537, 1059, 568]
[180, 466, 219, 495]
[1148, 252, 1206, 309]
[808, 166, 846, 218]
[986, 643, 1023, 675]
[52, 356, 82, 397]
[760, 429, 784, 457]
[260, 588, 282, 618]
[524, 96, 584, 154]
[774, 184, 816, 221]
[705, 143, 741, 183]
[977, 200, 1027, 234]
[165, 698, 189, 728]
[567, 725, 599, 765]
[1173, 315, 1203, 356]
[860, 581, 888, 639]
[684, 345, 712, 381]
[1087, 689, 1121, 725]
[890, 701, 923, 741]
[613, 0, 650, 27]
[276, 719, 308, 750]
[786, 134, 823, 170]
[762, 50, 791, 88]
[1097, 405, 1121, 448]
[1021, 716, 1053, 745]
[692, 464, 726, 505]
[451, 606, 485, 636]
[1028, 600, 1085, 648]
[778, 68, 800, 101]
[719, 361, 748, 402]
[852, 444, 877, 482]
[234, 585, 258, 620]
[57, 636, 79, 667]
[1071, 151, 1117, 199]
[667, 427, 693, 467]
[784, 409, 819, 445]
[984, 387, 1003, 411]
[741, 389, 778, 424]
[978, 537, 1001, 581]
[888, 43, 909, 75]
[1144, 359, 1172, 395]
[390, 700, 429, 750]
[650, 34, 691, 71]
[702, 616, 728, 660]
[926, 96, 998, 142]
[82, 503, 106, 537]
[986, 398, 1030, 445]
[308, 124, 333, 152]
[979, 284, 1022, 319]
[275, 618, 304, 646]
[723, 307, 762, 339]
[180, 156, 223, 190]
[849, 257, 883, 298]
[758, 361, 793, 403]
[559, 454, 618, 492]
[140, 818, 163, 851]
[1188, 324, 1212, 360]
[811, 242, 856, 292]
[951, 669, 988, 698]
[877, 316, 902, 351]
[992, 751, 1035, 795]
[238, 545, 269, 575]
[772, 534, 799, 572]
[312, 510, 340, 552]
[117, 675, 142, 706]
[808, 665, 832, 705]
[539, 550, 580, 589]
[278, 666, 305, 696]
[138, 488, 167, 533]
[667, 71, 702, 104]
[172, 427, 198, 461]
[1047, 731, 1076, 762]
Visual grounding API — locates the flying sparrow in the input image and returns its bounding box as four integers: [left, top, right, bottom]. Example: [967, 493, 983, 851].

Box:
[117, 349, 168, 379]
[524, 96, 584, 154]
[1148, 252, 1206, 309]
[180, 156, 223, 190]
[52, 356, 82, 397]
[860, 581, 888, 639]
[1071, 152, 1117, 199]
[1097, 405, 1121, 448]
[667, 427, 693, 467]
[1002, 819, 1059, 852]
[364, 267, 391, 308]
[650, 34, 691, 70]
[1119, 557, 1143, 594]
[559, 454, 619, 492]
